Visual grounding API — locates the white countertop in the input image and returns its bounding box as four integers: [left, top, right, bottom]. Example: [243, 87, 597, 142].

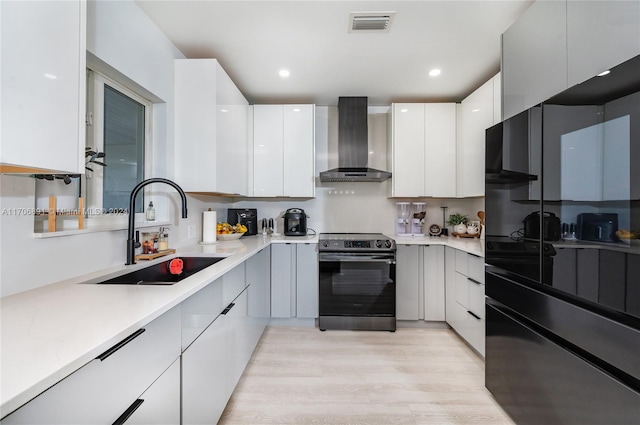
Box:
[0, 232, 476, 417]
[391, 235, 485, 257]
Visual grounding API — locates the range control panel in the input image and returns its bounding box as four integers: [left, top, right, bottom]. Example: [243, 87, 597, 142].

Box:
[319, 234, 395, 252]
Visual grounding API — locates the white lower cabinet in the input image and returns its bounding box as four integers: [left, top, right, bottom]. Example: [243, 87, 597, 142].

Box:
[1, 306, 181, 424]
[445, 247, 485, 356]
[182, 264, 251, 425]
[124, 359, 181, 425]
[395, 245, 445, 321]
[246, 246, 272, 349]
[271, 243, 319, 318]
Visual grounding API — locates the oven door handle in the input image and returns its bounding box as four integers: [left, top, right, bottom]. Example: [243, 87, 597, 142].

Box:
[319, 253, 396, 263]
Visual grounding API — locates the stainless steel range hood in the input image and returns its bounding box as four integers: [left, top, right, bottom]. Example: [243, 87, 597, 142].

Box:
[319, 97, 391, 182]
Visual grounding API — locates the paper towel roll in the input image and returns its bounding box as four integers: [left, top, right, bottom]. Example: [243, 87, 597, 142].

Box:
[202, 210, 217, 243]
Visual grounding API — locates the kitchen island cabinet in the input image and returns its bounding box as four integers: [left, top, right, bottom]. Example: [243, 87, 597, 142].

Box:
[0, 0, 86, 174]
[251, 104, 315, 198]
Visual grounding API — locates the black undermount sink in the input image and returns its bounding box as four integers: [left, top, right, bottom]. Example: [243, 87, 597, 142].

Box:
[97, 256, 225, 285]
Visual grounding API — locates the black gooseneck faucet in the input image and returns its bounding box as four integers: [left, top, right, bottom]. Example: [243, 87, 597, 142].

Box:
[126, 178, 188, 265]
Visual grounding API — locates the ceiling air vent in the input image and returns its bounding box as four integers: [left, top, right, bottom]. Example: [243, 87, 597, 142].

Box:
[349, 12, 395, 33]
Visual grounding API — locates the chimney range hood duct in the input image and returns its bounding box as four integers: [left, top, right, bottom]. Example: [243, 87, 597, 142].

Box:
[319, 97, 392, 182]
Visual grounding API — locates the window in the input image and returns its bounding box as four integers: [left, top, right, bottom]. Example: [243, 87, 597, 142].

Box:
[85, 70, 151, 215]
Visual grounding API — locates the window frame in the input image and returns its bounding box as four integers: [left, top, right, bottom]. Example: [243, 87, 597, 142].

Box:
[85, 69, 153, 220]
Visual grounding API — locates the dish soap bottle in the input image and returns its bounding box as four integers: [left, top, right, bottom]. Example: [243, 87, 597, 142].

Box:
[146, 201, 155, 221]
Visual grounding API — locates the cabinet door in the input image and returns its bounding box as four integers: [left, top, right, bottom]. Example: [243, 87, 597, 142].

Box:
[175, 59, 219, 192]
[396, 245, 420, 320]
[283, 105, 315, 197]
[424, 103, 457, 197]
[182, 316, 230, 425]
[226, 288, 251, 392]
[246, 246, 271, 344]
[444, 247, 459, 325]
[296, 243, 319, 318]
[553, 248, 577, 295]
[391, 103, 425, 197]
[1, 0, 85, 173]
[493, 73, 502, 124]
[567, 1, 640, 88]
[271, 243, 295, 317]
[125, 359, 180, 425]
[253, 105, 284, 196]
[181, 277, 223, 351]
[458, 80, 494, 197]
[423, 246, 445, 321]
[502, 0, 567, 119]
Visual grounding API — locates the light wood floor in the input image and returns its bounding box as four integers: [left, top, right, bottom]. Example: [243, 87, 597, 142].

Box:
[220, 326, 515, 425]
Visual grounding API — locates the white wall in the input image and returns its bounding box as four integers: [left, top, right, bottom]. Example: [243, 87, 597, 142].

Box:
[0, 0, 223, 297]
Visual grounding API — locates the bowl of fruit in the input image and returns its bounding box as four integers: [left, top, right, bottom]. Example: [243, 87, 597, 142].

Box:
[216, 222, 248, 241]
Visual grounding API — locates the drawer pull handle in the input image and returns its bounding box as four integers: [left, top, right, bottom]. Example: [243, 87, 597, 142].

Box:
[221, 302, 236, 315]
[469, 253, 481, 258]
[467, 310, 481, 320]
[97, 328, 146, 361]
[112, 399, 144, 425]
[467, 277, 482, 285]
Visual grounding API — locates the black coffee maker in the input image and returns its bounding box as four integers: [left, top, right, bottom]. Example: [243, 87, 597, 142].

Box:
[227, 208, 258, 236]
[283, 208, 308, 236]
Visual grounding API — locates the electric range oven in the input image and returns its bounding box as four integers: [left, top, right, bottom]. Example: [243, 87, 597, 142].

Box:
[318, 233, 396, 331]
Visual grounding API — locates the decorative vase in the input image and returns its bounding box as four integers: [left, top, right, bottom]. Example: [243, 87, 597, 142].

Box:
[454, 223, 467, 234]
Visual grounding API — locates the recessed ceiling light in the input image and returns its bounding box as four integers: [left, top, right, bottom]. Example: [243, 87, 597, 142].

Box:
[429, 69, 441, 77]
[293, 108, 300, 112]
[279, 69, 290, 78]
[43, 73, 57, 80]
[400, 108, 408, 113]
[472, 108, 480, 113]
[220, 109, 228, 113]
[597, 70, 610, 77]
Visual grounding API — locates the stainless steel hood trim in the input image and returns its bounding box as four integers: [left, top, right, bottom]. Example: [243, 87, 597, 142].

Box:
[320, 167, 391, 182]
[319, 97, 391, 182]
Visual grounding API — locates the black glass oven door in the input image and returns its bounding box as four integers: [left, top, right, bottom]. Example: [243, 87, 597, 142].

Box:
[319, 253, 396, 317]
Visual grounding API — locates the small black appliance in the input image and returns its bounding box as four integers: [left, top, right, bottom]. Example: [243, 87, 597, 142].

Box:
[523, 211, 561, 241]
[283, 208, 308, 236]
[577, 213, 619, 242]
[227, 208, 258, 236]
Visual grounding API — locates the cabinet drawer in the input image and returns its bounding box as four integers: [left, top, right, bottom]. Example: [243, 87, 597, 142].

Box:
[468, 280, 485, 320]
[454, 272, 470, 309]
[455, 250, 469, 275]
[124, 359, 181, 425]
[223, 263, 247, 305]
[2, 307, 181, 424]
[467, 254, 485, 283]
[182, 278, 223, 350]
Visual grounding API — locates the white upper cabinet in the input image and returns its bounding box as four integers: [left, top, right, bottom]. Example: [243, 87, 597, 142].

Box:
[503, 0, 640, 119]
[567, 1, 640, 88]
[251, 104, 315, 198]
[0, 0, 86, 174]
[174, 59, 248, 195]
[502, 0, 568, 120]
[389, 103, 456, 197]
[457, 74, 500, 198]
[389, 104, 425, 197]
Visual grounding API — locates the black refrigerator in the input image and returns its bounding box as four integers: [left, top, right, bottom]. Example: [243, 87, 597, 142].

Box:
[484, 54, 640, 424]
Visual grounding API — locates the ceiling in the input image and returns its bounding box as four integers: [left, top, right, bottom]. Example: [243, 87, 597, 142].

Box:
[136, 0, 534, 106]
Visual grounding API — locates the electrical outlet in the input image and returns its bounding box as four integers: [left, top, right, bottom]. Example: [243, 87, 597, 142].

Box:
[187, 225, 196, 239]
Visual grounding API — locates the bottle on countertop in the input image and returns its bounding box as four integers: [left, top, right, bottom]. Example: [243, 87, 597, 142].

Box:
[146, 201, 155, 221]
[159, 227, 169, 251]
